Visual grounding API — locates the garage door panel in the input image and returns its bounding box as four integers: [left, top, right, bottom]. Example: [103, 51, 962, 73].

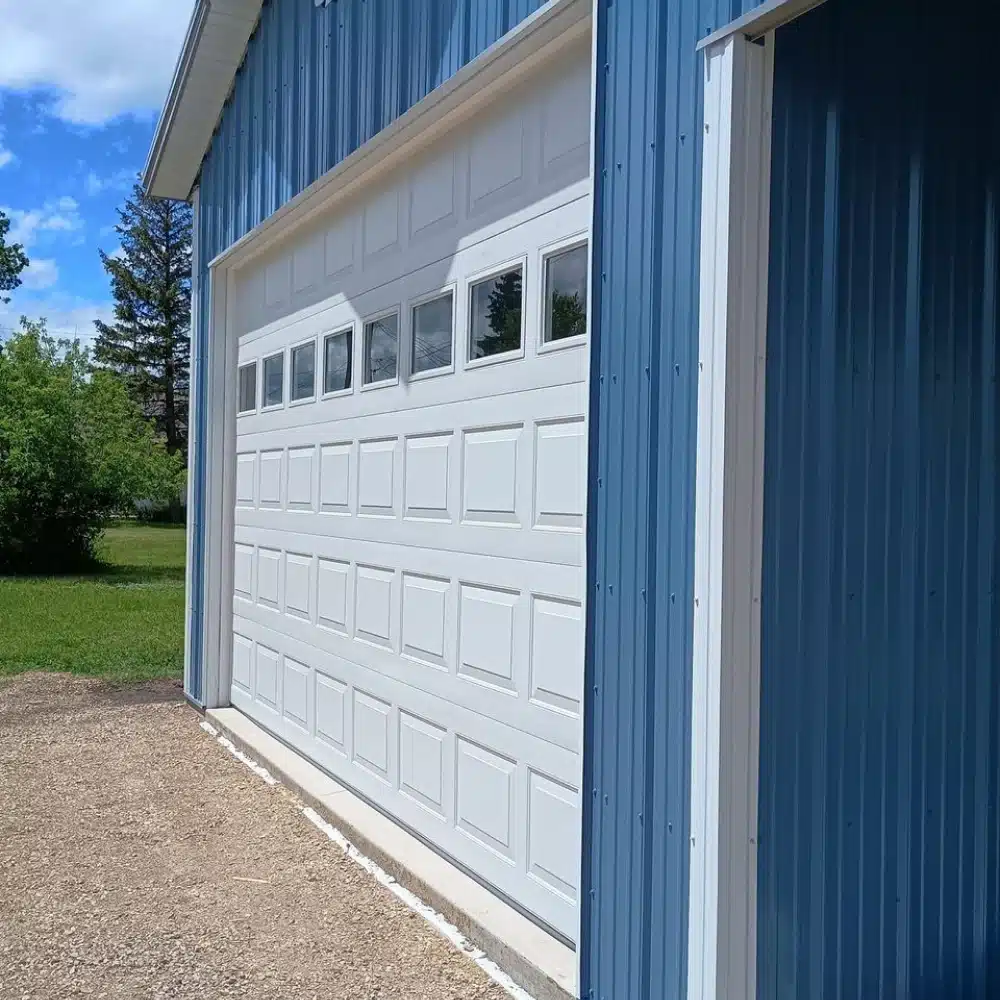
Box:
[232, 616, 580, 783]
[231, 676, 578, 938]
[232, 606, 580, 752]
[233, 527, 581, 607]
[233, 377, 588, 452]
[231, 47, 588, 940]
[235, 510, 582, 570]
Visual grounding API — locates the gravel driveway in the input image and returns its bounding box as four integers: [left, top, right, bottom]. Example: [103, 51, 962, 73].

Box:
[0, 673, 508, 999]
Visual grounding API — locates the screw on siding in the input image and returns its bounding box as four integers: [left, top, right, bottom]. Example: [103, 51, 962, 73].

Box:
[638, 813, 643, 825]
[680, 133, 686, 144]
[674, 363, 680, 375]
[612, 374, 617, 384]
[604, 794, 609, 805]
[668, 822, 673, 833]
[644, 365, 650, 376]
[608, 584, 614, 595]
[670, 593, 676, 604]
[616, 162, 622, 170]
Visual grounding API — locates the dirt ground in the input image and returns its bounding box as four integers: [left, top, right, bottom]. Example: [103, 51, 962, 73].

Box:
[0, 673, 508, 1000]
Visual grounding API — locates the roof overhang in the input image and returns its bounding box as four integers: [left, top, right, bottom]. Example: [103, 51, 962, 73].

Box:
[143, 0, 263, 202]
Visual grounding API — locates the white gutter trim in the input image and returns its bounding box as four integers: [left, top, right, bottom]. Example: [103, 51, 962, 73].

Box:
[142, 0, 212, 197]
[207, 0, 590, 273]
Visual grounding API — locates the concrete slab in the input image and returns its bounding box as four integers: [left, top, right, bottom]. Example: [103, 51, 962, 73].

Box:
[206, 707, 578, 1000]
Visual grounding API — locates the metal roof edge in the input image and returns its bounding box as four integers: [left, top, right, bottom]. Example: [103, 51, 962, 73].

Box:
[143, 0, 263, 201]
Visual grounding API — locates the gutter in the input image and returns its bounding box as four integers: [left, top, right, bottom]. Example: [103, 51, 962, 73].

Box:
[142, 0, 211, 199]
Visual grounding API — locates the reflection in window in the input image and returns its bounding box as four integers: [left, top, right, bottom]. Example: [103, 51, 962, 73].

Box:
[237, 362, 257, 413]
[324, 328, 352, 393]
[411, 292, 453, 375]
[543, 244, 588, 342]
[290, 341, 315, 401]
[469, 265, 522, 360]
[263, 352, 284, 407]
[363, 313, 399, 385]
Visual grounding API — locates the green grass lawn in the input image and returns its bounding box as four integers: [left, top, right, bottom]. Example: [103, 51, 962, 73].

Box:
[0, 523, 186, 683]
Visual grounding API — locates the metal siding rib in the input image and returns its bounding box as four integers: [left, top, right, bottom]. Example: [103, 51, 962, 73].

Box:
[759, 1, 1000, 997]
[581, 0, 765, 997]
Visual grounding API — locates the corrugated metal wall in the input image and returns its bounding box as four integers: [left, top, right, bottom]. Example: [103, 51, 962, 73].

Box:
[759, 0, 1000, 997]
[188, 0, 546, 703]
[580, 1, 765, 997]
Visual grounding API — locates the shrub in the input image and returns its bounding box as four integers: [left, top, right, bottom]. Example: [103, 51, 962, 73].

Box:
[0, 319, 185, 572]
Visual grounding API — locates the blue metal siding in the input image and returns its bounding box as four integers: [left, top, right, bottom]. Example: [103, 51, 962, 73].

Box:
[759, 1, 1000, 997]
[187, 0, 546, 703]
[580, 1, 765, 997]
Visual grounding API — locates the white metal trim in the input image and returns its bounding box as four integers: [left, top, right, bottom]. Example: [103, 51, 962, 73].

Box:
[184, 185, 201, 702]
[688, 30, 774, 1000]
[695, 0, 827, 50]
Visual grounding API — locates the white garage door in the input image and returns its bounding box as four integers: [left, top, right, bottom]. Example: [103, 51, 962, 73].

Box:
[228, 46, 590, 941]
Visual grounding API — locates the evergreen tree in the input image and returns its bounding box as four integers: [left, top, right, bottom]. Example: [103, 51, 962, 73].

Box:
[0, 210, 29, 305]
[481, 271, 523, 355]
[94, 183, 191, 456]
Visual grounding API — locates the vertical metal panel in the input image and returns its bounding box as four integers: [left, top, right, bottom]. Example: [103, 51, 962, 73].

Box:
[187, 0, 547, 703]
[581, 0, 766, 997]
[759, 0, 1000, 997]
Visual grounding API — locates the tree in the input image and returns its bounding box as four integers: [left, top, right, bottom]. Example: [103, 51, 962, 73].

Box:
[0, 319, 184, 573]
[550, 289, 586, 340]
[94, 183, 191, 456]
[481, 271, 523, 355]
[0, 210, 29, 305]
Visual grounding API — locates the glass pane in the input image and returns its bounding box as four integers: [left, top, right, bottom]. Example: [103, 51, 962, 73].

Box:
[364, 313, 398, 384]
[324, 329, 352, 393]
[290, 342, 315, 401]
[544, 245, 588, 342]
[411, 293, 453, 374]
[238, 363, 256, 413]
[263, 353, 283, 407]
[469, 266, 522, 360]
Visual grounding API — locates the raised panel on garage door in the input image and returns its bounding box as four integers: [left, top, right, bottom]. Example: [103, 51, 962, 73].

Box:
[229, 42, 590, 942]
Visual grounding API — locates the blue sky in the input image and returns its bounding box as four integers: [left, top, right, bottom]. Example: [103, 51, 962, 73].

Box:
[0, 0, 194, 343]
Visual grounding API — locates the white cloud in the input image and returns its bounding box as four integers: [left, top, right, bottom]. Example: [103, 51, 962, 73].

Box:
[0, 0, 195, 126]
[20, 258, 60, 291]
[0, 127, 14, 169]
[108, 246, 126, 262]
[0, 293, 113, 348]
[2, 197, 84, 247]
[85, 167, 137, 197]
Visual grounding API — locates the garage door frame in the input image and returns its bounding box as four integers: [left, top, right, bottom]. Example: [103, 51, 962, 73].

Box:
[186, 0, 593, 713]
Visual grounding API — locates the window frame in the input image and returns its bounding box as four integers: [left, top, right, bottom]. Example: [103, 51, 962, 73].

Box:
[321, 324, 355, 399]
[360, 306, 402, 390]
[237, 360, 258, 415]
[288, 337, 318, 406]
[261, 350, 286, 411]
[538, 235, 590, 354]
[464, 255, 528, 370]
[408, 284, 457, 382]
